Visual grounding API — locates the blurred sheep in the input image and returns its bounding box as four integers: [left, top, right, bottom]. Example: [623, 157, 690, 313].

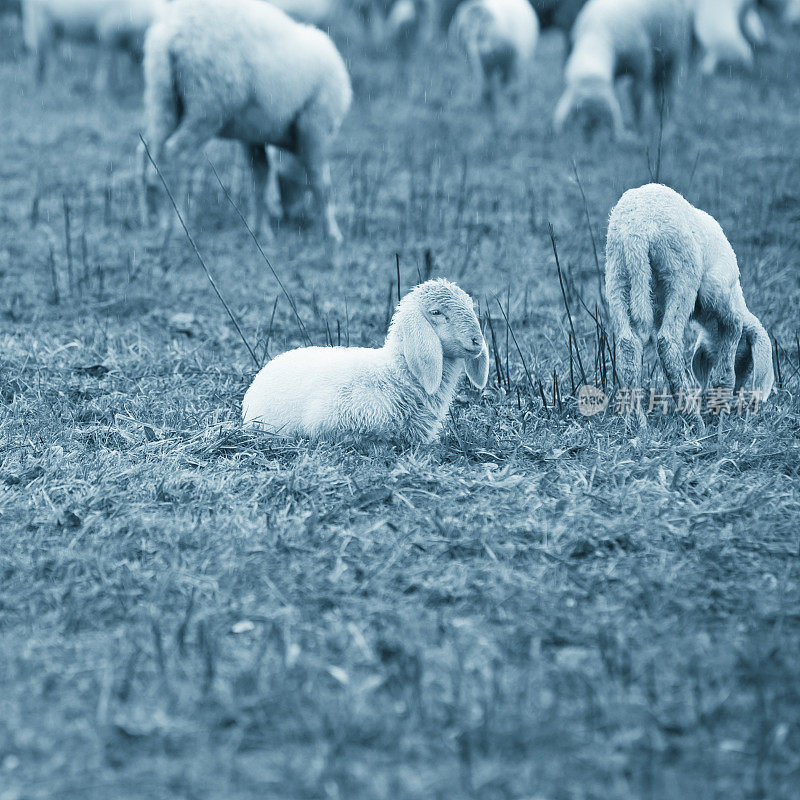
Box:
[693, 0, 763, 74]
[553, 0, 690, 138]
[605, 183, 773, 428]
[449, 0, 539, 108]
[22, 0, 164, 87]
[242, 279, 489, 443]
[139, 0, 352, 242]
[439, 0, 586, 38]
[352, 0, 434, 49]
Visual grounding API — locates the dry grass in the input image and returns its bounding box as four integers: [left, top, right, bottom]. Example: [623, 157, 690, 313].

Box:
[1, 11, 799, 800]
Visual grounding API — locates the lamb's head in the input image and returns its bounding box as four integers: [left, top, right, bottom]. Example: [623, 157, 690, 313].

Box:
[387, 279, 489, 395]
[451, 2, 496, 55]
[691, 320, 775, 402]
[555, 77, 623, 139]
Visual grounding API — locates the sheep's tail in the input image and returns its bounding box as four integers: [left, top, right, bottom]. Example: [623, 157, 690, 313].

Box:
[741, 310, 775, 401]
[605, 231, 653, 337]
[142, 22, 182, 143]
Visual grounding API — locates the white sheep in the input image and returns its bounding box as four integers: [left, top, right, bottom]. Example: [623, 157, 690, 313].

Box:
[242, 279, 490, 443]
[448, 0, 539, 108]
[605, 183, 774, 427]
[553, 0, 690, 138]
[22, 0, 164, 87]
[692, 0, 759, 75]
[139, 0, 352, 243]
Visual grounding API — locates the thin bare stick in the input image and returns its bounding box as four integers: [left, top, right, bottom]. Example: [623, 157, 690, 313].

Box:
[495, 297, 536, 399]
[138, 134, 259, 368]
[549, 223, 587, 386]
[204, 154, 311, 345]
[571, 161, 604, 304]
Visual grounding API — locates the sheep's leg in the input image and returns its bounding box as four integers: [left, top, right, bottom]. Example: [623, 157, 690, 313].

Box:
[653, 52, 678, 125]
[553, 88, 574, 132]
[295, 129, 342, 244]
[139, 124, 173, 227]
[657, 293, 702, 428]
[158, 117, 217, 235]
[629, 48, 653, 132]
[607, 290, 647, 427]
[630, 79, 648, 131]
[245, 144, 275, 242]
[702, 283, 743, 394]
[466, 43, 486, 105]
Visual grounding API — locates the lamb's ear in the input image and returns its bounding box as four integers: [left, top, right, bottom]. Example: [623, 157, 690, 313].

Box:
[738, 322, 775, 401]
[465, 341, 489, 389]
[690, 334, 713, 389]
[402, 311, 443, 395]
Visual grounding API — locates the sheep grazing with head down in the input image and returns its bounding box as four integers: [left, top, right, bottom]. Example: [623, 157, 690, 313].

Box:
[139, 0, 352, 242]
[242, 279, 490, 444]
[605, 183, 774, 428]
[22, 0, 164, 87]
[693, 0, 763, 75]
[554, 0, 690, 138]
[449, 0, 539, 108]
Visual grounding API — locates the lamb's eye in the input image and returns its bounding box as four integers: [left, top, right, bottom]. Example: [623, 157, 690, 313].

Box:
[430, 309, 442, 316]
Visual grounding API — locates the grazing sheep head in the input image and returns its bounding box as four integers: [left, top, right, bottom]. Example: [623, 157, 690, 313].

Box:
[691, 324, 775, 400]
[573, 87, 618, 136]
[388, 279, 489, 395]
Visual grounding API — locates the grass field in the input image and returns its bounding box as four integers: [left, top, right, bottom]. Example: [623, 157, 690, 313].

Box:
[1, 10, 799, 799]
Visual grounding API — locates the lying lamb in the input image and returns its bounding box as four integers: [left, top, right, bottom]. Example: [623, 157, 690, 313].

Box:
[554, 0, 690, 138]
[22, 0, 164, 87]
[449, 0, 539, 108]
[242, 279, 490, 443]
[139, 0, 352, 242]
[605, 183, 774, 427]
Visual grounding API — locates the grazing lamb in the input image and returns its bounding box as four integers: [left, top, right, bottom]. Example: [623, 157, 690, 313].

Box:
[242, 279, 490, 443]
[605, 184, 774, 427]
[553, 0, 690, 138]
[22, 0, 164, 86]
[448, 0, 539, 107]
[139, 0, 352, 242]
[693, 0, 763, 75]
